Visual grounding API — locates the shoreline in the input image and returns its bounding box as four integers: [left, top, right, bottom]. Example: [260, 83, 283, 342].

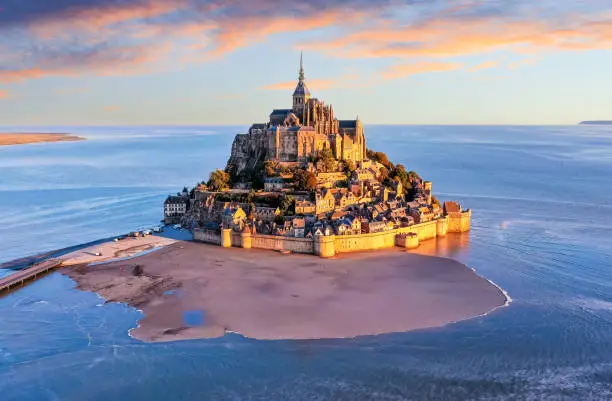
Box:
[0, 133, 85, 146]
[57, 240, 509, 342]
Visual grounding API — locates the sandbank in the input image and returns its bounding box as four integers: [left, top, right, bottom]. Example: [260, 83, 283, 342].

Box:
[0, 133, 84, 146]
[61, 240, 508, 342]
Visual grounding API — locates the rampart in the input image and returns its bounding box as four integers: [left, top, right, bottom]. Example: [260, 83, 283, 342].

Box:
[193, 211, 471, 258]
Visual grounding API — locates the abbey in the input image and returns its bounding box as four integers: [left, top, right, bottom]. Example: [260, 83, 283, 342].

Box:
[227, 54, 366, 180]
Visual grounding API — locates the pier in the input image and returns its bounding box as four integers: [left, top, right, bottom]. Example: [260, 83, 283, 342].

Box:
[0, 259, 62, 294]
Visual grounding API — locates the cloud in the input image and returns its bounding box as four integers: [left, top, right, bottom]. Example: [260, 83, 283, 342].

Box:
[508, 57, 538, 70]
[52, 87, 89, 95]
[382, 61, 463, 79]
[0, 89, 9, 99]
[0, 0, 611, 84]
[303, 16, 612, 60]
[262, 79, 336, 91]
[468, 61, 499, 72]
[102, 106, 121, 112]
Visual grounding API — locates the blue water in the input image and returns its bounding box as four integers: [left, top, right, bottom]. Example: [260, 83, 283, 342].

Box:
[1, 125, 612, 400]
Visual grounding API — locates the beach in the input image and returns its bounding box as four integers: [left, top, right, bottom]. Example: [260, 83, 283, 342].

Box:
[61, 240, 508, 342]
[0, 133, 84, 146]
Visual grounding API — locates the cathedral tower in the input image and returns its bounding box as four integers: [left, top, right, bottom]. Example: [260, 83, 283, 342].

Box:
[292, 52, 311, 122]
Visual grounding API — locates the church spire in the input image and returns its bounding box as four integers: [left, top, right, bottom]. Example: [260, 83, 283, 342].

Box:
[299, 51, 305, 82]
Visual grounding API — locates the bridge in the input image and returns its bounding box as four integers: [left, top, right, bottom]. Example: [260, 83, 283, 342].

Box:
[0, 259, 62, 294]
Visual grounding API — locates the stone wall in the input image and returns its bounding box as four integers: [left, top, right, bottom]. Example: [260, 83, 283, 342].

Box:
[193, 214, 470, 258]
[193, 228, 221, 245]
[251, 234, 314, 254]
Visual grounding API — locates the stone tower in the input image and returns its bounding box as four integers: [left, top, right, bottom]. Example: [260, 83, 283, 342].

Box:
[292, 52, 311, 121]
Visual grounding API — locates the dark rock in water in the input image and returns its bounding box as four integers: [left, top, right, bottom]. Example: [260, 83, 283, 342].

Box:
[133, 264, 144, 276]
[579, 121, 612, 125]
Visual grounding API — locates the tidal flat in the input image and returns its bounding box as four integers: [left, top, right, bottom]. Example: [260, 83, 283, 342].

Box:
[61, 241, 508, 342]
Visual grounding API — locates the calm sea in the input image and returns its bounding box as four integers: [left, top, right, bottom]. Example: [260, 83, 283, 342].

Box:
[1, 125, 611, 400]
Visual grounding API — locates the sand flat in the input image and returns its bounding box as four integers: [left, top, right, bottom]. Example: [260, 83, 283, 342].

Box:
[0, 133, 84, 146]
[61, 241, 508, 342]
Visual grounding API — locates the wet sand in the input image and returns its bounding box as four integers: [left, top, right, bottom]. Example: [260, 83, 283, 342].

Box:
[62, 241, 508, 342]
[61, 235, 176, 266]
[0, 133, 84, 146]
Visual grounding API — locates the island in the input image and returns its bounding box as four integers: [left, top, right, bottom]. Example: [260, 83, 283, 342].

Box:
[0, 133, 84, 146]
[579, 121, 612, 125]
[47, 55, 507, 342]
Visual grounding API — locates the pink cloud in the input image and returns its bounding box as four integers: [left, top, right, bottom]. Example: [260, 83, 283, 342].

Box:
[382, 61, 463, 79]
[0, 89, 9, 99]
[468, 61, 499, 72]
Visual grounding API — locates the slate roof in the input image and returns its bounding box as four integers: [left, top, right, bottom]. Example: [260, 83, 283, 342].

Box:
[339, 120, 357, 129]
[293, 80, 311, 96]
[270, 109, 292, 116]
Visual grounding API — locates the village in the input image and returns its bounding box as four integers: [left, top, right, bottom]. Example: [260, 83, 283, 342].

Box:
[164, 159, 466, 240]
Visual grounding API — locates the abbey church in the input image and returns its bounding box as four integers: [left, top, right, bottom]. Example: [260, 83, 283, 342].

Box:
[227, 55, 366, 181]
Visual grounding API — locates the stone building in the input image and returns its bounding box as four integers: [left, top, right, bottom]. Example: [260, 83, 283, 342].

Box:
[164, 195, 188, 224]
[226, 54, 367, 181]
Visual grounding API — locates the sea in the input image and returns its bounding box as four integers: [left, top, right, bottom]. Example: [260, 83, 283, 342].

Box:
[1, 125, 611, 400]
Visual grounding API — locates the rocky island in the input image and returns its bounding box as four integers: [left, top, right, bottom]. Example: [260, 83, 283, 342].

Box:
[50, 56, 507, 342]
[166, 54, 471, 257]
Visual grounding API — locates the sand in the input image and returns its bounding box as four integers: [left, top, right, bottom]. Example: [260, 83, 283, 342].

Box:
[61, 235, 177, 266]
[61, 241, 508, 342]
[0, 133, 84, 146]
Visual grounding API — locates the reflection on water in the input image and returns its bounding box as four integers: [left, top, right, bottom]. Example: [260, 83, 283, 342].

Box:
[1, 125, 612, 400]
[410, 232, 471, 259]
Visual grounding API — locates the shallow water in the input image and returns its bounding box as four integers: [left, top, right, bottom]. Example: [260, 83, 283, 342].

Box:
[1, 125, 612, 400]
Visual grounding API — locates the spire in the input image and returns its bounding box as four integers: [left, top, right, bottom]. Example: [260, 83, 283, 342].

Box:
[299, 51, 305, 82]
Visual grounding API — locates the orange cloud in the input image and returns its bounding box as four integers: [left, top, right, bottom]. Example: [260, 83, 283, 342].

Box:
[382, 61, 463, 79]
[0, 90, 9, 99]
[468, 61, 499, 72]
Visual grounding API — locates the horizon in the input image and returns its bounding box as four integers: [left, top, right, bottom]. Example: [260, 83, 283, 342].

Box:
[1, 1, 611, 126]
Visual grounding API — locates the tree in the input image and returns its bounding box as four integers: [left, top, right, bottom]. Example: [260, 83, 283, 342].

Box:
[294, 170, 317, 192]
[344, 160, 356, 174]
[431, 196, 441, 208]
[248, 201, 256, 220]
[367, 148, 393, 169]
[319, 148, 336, 172]
[207, 169, 230, 191]
[279, 195, 295, 215]
[264, 160, 277, 177]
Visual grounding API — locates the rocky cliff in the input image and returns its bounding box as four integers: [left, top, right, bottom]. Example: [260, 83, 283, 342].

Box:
[225, 132, 269, 183]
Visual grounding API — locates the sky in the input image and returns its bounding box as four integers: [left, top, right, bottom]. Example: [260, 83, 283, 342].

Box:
[0, 0, 611, 126]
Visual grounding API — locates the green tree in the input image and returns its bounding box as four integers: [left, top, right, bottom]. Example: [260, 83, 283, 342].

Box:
[207, 169, 230, 191]
[279, 195, 295, 215]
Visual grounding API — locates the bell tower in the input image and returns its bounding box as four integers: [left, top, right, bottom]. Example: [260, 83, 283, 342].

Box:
[292, 52, 311, 121]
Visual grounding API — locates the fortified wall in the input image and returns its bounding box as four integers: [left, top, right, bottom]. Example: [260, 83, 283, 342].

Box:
[193, 210, 471, 258]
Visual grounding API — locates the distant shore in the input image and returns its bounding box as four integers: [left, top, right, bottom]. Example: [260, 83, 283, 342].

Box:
[0, 133, 85, 146]
[579, 121, 612, 125]
[60, 239, 509, 342]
